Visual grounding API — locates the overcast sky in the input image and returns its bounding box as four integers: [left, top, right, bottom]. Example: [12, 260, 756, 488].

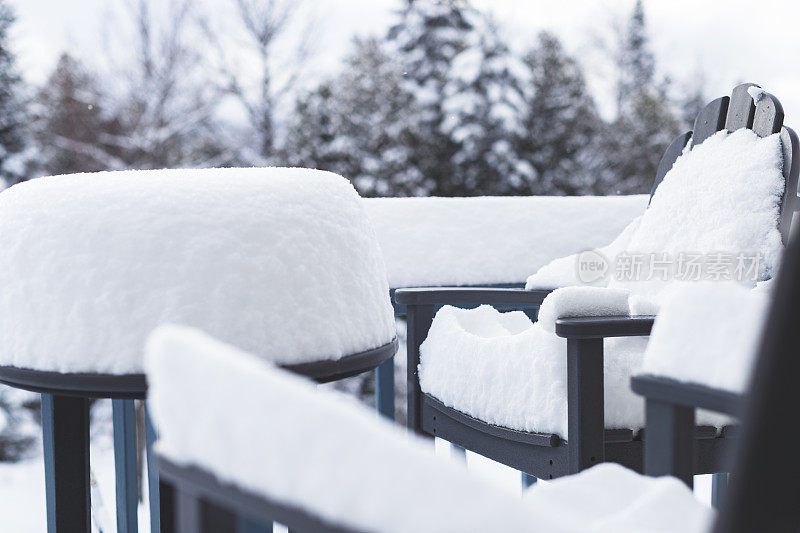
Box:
[8, 0, 800, 123]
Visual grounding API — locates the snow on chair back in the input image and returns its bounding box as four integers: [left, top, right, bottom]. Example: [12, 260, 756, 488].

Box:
[649, 83, 799, 245]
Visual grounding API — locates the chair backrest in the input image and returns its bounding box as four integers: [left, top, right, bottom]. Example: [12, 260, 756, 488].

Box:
[712, 201, 800, 532]
[649, 83, 799, 244]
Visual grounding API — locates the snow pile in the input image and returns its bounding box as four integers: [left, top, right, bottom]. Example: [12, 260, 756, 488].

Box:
[528, 128, 784, 301]
[364, 195, 648, 288]
[146, 325, 710, 533]
[421, 129, 784, 435]
[640, 283, 769, 393]
[747, 85, 766, 103]
[419, 305, 649, 436]
[0, 168, 395, 374]
[609, 128, 784, 302]
[145, 325, 554, 533]
[526, 216, 643, 289]
[536, 287, 630, 333]
[524, 463, 713, 533]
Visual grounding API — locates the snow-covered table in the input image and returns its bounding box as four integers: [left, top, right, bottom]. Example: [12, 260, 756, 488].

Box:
[0, 167, 397, 533]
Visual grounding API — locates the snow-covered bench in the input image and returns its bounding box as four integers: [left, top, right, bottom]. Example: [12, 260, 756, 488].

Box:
[396, 84, 800, 492]
[147, 325, 713, 533]
[0, 168, 397, 532]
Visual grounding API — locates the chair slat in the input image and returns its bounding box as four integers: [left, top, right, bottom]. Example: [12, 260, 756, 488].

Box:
[752, 92, 784, 137]
[692, 96, 729, 146]
[725, 83, 758, 131]
[649, 131, 692, 200]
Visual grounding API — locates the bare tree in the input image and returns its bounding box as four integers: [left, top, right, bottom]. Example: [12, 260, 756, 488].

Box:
[93, 0, 234, 170]
[199, 0, 318, 163]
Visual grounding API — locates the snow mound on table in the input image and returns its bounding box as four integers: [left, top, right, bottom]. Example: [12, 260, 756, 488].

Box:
[147, 325, 710, 533]
[364, 195, 647, 288]
[640, 282, 769, 393]
[419, 304, 648, 437]
[524, 463, 713, 533]
[145, 325, 556, 533]
[0, 168, 395, 374]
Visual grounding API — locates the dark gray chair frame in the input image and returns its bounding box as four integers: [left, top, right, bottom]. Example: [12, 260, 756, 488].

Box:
[395, 83, 800, 482]
[155, 222, 800, 532]
[0, 338, 397, 533]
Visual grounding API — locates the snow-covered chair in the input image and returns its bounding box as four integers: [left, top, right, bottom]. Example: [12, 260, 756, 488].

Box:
[146, 325, 712, 533]
[0, 168, 397, 532]
[395, 84, 800, 487]
[629, 224, 800, 529]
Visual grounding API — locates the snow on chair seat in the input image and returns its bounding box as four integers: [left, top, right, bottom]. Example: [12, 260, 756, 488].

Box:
[146, 324, 712, 533]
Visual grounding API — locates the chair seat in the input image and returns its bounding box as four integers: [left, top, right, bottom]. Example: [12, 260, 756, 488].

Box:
[419, 305, 732, 438]
[0, 168, 396, 375]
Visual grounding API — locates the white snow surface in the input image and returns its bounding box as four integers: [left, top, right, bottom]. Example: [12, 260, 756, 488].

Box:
[536, 286, 630, 334]
[640, 283, 769, 393]
[524, 463, 713, 533]
[422, 129, 785, 435]
[0, 168, 395, 374]
[146, 325, 711, 533]
[609, 128, 784, 301]
[747, 86, 766, 103]
[419, 305, 651, 436]
[363, 195, 647, 288]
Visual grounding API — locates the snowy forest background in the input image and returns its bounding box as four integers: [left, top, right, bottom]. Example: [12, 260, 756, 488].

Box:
[0, 0, 707, 460]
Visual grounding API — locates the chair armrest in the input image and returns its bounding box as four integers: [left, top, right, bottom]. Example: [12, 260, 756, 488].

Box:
[393, 287, 553, 307]
[555, 315, 655, 339]
[631, 375, 743, 417]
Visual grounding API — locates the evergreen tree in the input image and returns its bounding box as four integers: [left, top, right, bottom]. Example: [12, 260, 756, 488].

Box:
[516, 32, 602, 195]
[441, 16, 525, 195]
[387, 0, 472, 196]
[32, 54, 116, 176]
[283, 37, 424, 197]
[282, 82, 345, 175]
[602, 0, 681, 194]
[0, 1, 27, 185]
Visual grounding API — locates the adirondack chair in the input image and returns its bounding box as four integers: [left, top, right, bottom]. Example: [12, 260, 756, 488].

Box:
[394, 83, 800, 488]
[630, 211, 800, 531]
[148, 227, 800, 533]
[0, 168, 397, 533]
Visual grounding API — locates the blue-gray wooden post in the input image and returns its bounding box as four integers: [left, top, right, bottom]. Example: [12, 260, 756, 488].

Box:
[521, 473, 537, 488]
[145, 408, 161, 533]
[450, 443, 466, 462]
[42, 393, 91, 533]
[113, 399, 138, 533]
[238, 516, 272, 532]
[374, 358, 395, 419]
[711, 473, 729, 508]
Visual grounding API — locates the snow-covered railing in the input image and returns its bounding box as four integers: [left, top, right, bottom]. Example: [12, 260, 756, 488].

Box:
[364, 195, 648, 289]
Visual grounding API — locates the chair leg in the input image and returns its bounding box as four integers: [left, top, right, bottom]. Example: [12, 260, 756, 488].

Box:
[113, 399, 139, 533]
[176, 488, 201, 533]
[238, 515, 272, 532]
[644, 399, 695, 488]
[450, 443, 466, 462]
[41, 393, 91, 533]
[521, 473, 537, 489]
[566, 338, 605, 473]
[374, 357, 395, 419]
[711, 473, 729, 508]
[146, 408, 162, 533]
